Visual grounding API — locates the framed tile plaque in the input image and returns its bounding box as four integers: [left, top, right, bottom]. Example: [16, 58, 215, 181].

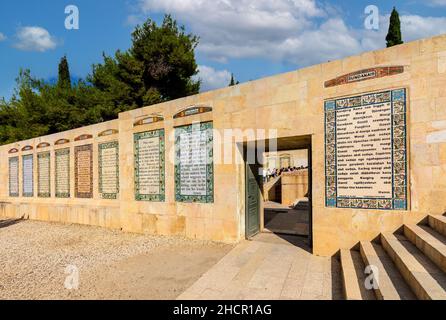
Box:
[175, 122, 214, 203]
[22, 154, 33, 197]
[134, 129, 165, 202]
[75, 144, 93, 198]
[9, 157, 19, 197]
[325, 88, 408, 210]
[99, 141, 119, 199]
[55, 148, 70, 198]
[37, 152, 51, 198]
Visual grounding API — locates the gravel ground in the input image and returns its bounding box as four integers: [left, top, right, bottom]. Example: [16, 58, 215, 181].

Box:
[0, 219, 232, 300]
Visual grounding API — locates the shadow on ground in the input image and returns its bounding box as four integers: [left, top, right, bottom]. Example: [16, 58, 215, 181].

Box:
[257, 232, 312, 253]
[0, 218, 25, 229]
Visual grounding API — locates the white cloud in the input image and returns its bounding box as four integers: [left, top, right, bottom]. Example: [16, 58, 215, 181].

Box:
[400, 15, 446, 41]
[126, 14, 144, 26]
[359, 14, 446, 52]
[135, 0, 446, 68]
[425, 0, 446, 7]
[194, 65, 231, 92]
[0, 32, 6, 41]
[13, 26, 57, 52]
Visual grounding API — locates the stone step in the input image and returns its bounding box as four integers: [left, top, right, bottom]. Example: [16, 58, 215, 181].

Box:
[428, 215, 446, 238]
[293, 203, 309, 211]
[404, 224, 446, 274]
[359, 241, 416, 300]
[340, 249, 376, 300]
[381, 233, 446, 300]
[291, 198, 309, 210]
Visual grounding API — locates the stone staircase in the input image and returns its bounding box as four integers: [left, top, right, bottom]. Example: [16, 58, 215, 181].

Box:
[291, 198, 310, 211]
[340, 214, 446, 300]
[263, 175, 282, 203]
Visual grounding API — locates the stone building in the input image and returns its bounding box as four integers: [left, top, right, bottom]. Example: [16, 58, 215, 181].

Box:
[1, 33, 446, 261]
[264, 150, 308, 171]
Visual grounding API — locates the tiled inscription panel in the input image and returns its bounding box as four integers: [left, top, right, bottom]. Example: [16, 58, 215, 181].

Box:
[134, 130, 165, 202]
[38, 152, 51, 197]
[175, 122, 214, 203]
[75, 144, 93, 198]
[22, 154, 33, 197]
[9, 157, 19, 197]
[325, 89, 407, 210]
[99, 141, 119, 199]
[56, 148, 70, 198]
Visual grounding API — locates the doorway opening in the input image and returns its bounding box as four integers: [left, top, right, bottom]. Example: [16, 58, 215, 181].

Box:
[263, 148, 310, 236]
[244, 135, 312, 248]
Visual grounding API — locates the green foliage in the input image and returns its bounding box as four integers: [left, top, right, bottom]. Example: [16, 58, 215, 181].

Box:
[229, 73, 239, 86]
[90, 14, 200, 111]
[0, 15, 200, 144]
[0, 69, 109, 145]
[386, 7, 403, 48]
[0, 70, 48, 144]
[58, 55, 71, 89]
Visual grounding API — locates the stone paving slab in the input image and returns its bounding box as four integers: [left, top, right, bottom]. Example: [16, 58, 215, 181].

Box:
[178, 233, 343, 300]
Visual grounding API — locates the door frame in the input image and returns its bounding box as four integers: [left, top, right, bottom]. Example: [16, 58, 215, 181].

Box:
[307, 144, 313, 249]
[243, 138, 313, 250]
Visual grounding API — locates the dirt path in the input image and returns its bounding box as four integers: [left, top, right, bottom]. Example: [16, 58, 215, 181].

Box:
[0, 219, 233, 300]
[74, 244, 233, 300]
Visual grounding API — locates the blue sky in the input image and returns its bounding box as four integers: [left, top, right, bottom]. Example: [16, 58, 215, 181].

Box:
[1, 0, 446, 99]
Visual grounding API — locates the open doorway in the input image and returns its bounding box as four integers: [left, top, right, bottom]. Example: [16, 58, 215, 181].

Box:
[263, 149, 310, 237]
[244, 135, 312, 248]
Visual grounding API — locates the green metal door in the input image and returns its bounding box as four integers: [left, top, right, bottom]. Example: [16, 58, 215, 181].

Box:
[246, 163, 260, 238]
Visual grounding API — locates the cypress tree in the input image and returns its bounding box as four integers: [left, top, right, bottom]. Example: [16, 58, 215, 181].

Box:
[229, 73, 239, 86]
[386, 7, 403, 48]
[229, 73, 235, 86]
[58, 55, 71, 89]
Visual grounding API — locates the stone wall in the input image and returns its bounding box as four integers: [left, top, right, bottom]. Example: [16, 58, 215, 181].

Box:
[281, 170, 309, 206]
[1, 34, 446, 256]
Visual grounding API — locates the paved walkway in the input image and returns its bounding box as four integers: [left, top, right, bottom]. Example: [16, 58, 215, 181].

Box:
[178, 233, 343, 300]
[263, 201, 309, 236]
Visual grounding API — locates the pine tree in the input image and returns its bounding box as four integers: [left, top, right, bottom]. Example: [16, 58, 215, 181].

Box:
[58, 55, 71, 89]
[0, 15, 202, 143]
[386, 7, 403, 48]
[91, 15, 200, 109]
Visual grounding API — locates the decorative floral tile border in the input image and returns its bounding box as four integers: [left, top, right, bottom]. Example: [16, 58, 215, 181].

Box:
[324, 66, 404, 88]
[37, 142, 50, 148]
[37, 152, 51, 198]
[75, 144, 93, 199]
[174, 122, 214, 203]
[325, 88, 408, 210]
[9, 157, 19, 197]
[22, 154, 34, 197]
[134, 129, 165, 202]
[55, 148, 70, 198]
[173, 106, 212, 119]
[98, 129, 119, 137]
[99, 141, 119, 200]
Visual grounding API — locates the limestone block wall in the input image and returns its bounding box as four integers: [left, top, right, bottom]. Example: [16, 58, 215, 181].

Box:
[0, 120, 122, 229]
[281, 170, 309, 206]
[0, 107, 241, 243]
[1, 34, 446, 256]
[263, 177, 282, 203]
